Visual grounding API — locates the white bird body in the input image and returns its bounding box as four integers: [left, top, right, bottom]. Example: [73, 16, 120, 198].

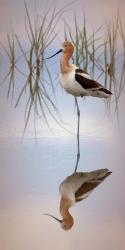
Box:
[46, 41, 112, 98]
[59, 169, 111, 207]
[59, 172, 90, 206]
[58, 41, 112, 99]
[60, 65, 108, 98]
[60, 66, 90, 97]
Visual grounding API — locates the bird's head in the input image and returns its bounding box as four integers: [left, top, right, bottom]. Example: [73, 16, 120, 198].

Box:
[61, 217, 74, 230]
[45, 41, 74, 59]
[62, 41, 74, 55]
[43, 213, 74, 231]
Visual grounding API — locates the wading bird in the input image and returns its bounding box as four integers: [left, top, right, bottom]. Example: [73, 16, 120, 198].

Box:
[46, 41, 112, 98]
[44, 168, 112, 230]
[46, 41, 112, 171]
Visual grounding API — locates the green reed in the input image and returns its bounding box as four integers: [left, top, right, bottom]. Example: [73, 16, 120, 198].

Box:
[64, 13, 125, 117]
[1, 4, 125, 130]
[1, 3, 70, 131]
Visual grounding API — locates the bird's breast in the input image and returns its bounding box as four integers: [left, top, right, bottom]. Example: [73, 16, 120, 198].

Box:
[59, 174, 88, 205]
[60, 71, 88, 96]
[60, 71, 75, 93]
[59, 182, 75, 205]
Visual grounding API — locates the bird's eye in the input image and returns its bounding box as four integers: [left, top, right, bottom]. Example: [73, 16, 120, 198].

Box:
[64, 44, 67, 47]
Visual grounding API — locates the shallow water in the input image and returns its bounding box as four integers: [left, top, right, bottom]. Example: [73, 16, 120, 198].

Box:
[1, 93, 125, 250]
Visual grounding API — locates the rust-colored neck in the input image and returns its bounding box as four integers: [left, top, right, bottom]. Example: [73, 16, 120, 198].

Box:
[60, 197, 73, 223]
[60, 53, 73, 74]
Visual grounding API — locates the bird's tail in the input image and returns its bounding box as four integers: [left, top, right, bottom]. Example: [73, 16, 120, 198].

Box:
[99, 87, 112, 95]
[90, 168, 112, 181]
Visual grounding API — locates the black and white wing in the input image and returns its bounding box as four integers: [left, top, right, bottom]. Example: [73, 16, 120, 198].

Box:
[75, 68, 112, 95]
[75, 170, 112, 203]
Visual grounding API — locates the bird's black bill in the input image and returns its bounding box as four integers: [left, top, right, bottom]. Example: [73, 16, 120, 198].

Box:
[45, 49, 63, 59]
[43, 213, 62, 223]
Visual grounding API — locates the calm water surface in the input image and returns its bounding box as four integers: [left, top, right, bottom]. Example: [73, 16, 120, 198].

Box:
[0, 96, 125, 250]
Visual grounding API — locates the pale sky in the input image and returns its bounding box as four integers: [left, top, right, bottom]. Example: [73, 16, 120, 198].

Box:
[0, 0, 125, 44]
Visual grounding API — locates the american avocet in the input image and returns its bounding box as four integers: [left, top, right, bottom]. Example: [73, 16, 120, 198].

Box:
[44, 168, 112, 230]
[46, 41, 112, 172]
[46, 41, 112, 98]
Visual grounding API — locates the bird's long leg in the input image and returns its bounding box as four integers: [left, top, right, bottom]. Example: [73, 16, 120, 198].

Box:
[74, 97, 80, 172]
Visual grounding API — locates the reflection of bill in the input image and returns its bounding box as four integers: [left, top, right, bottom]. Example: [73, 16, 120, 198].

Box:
[44, 168, 112, 230]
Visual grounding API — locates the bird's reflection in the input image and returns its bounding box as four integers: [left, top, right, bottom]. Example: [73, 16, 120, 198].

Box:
[44, 168, 112, 230]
